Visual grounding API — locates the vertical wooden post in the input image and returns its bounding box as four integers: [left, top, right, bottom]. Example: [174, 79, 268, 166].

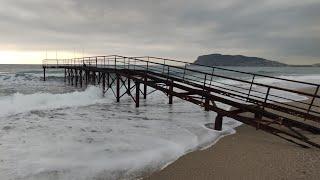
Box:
[75, 69, 78, 87]
[127, 78, 131, 95]
[205, 97, 210, 111]
[85, 70, 88, 85]
[169, 81, 173, 104]
[68, 69, 71, 85]
[71, 69, 74, 86]
[247, 75, 255, 100]
[87, 71, 90, 84]
[307, 85, 319, 114]
[135, 81, 140, 107]
[254, 111, 263, 130]
[43, 67, 46, 81]
[107, 73, 110, 87]
[98, 72, 101, 84]
[144, 61, 149, 99]
[87, 70, 90, 85]
[144, 76, 147, 99]
[79, 70, 83, 88]
[102, 73, 106, 94]
[255, 112, 262, 119]
[64, 68, 66, 82]
[214, 114, 223, 131]
[116, 74, 120, 102]
[92, 71, 96, 85]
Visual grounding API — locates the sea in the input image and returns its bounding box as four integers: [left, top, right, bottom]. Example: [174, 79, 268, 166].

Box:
[0, 64, 319, 180]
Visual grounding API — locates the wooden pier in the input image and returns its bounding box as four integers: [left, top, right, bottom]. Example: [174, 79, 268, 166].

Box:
[42, 55, 320, 148]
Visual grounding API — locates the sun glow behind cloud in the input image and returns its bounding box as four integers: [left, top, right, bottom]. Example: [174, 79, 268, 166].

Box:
[0, 51, 85, 64]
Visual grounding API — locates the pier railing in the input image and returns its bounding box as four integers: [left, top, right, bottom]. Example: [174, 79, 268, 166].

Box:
[43, 55, 320, 123]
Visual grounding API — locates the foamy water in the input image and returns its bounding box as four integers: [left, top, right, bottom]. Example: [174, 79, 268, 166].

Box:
[0, 87, 240, 180]
[0, 65, 319, 180]
[0, 86, 103, 117]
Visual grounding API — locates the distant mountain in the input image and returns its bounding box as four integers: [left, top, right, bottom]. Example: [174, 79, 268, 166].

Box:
[313, 63, 320, 67]
[194, 54, 288, 67]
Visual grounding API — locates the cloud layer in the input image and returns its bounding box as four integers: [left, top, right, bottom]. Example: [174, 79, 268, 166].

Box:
[0, 0, 319, 64]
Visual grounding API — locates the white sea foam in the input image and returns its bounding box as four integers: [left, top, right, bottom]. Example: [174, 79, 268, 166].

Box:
[0, 89, 241, 180]
[0, 86, 104, 117]
[254, 74, 320, 89]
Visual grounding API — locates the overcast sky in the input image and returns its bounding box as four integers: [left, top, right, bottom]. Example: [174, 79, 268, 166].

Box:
[0, 0, 319, 64]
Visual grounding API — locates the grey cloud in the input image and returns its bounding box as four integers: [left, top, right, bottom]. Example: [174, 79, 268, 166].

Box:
[0, 0, 319, 64]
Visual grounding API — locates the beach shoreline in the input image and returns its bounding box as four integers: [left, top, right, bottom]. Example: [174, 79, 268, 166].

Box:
[144, 124, 320, 180]
[144, 88, 320, 180]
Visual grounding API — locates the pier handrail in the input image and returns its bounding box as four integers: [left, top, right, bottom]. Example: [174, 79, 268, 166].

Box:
[128, 57, 320, 120]
[132, 56, 320, 87]
[43, 55, 320, 87]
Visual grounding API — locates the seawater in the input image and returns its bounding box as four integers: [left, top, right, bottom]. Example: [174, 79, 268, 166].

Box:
[0, 65, 319, 180]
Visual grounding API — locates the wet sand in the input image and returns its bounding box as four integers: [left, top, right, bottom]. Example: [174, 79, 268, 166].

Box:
[145, 88, 320, 180]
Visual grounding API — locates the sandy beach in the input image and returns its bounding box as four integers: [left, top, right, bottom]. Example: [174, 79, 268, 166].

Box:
[145, 89, 320, 180]
[145, 125, 320, 180]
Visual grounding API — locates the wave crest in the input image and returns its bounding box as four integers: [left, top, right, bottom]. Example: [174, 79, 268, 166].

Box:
[0, 86, 103, 117]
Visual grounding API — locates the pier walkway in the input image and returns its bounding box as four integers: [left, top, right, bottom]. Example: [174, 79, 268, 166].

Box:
[43, 55, 320, 148]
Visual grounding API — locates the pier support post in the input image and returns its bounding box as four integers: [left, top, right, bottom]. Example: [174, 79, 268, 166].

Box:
[98, 72, 101, 84]
[254, 112, 263, 129]
[135, 81, 140, 107]
[102, 73, 106, 94]
[88, 71, 91, 84]
[71, 69, 74, 86]
[79, 70, 83, 88]
[92, 71, 96, 85]
[144, 76, 147, 99]
[75, 69, 78, 87]
[116, 74, 120, 102]
[169, 81, 173, 104]
[43, 67, 46, 81]
[64, 68, 66, 82]
[84, 70, 86, 85]
[127, 78, 131, 95]
[85, 70, 89, 85]
[68, 69, 71, 85]
[255, 112, 262, 119]
[107, 73, 110, 88]
[204, 97, 210, 111]
[214, 114, 223, 131]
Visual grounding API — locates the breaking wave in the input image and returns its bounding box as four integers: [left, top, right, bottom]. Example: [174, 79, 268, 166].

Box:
[0, 86, 104, 117]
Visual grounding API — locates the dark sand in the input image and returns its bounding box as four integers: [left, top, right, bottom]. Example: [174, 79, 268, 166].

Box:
[145, 89, 320, 180]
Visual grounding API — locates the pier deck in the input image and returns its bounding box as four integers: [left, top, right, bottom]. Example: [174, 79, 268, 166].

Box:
[43, 55, 320, 148]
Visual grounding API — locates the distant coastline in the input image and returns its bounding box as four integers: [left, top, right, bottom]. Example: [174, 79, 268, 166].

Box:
[194, 54, 319, 67]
